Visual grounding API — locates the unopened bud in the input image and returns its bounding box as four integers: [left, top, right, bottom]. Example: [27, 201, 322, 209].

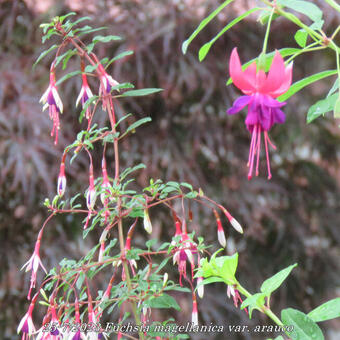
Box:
[57, 174, 66, 197]
[230, 218, 243, 234]
[197, 277, 204, 299]
[86, 187, 97, 210]
[143, 209, 152, 234]
[163, 273, 168, 286]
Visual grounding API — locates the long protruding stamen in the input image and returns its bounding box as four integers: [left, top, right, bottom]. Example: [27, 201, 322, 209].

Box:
[247, 124, 257, 167]
[264, 131, 272, 180]
[248, 124, 258, 180]
[255, 124, 261, 176]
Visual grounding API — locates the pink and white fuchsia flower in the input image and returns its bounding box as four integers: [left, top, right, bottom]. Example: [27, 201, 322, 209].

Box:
[17, 295, 37, 339]
[39, 64, 63, 145]
[76, 73, 94, 119]
[227, 48, 293, 180]
[21, 229, 47, 300]
[57, 161, 66, 197]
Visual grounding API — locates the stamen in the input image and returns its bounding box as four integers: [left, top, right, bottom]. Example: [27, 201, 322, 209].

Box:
[247, 124, 257, 180]
[247, 124, 257, 167]
[264, 131, 272, 180]
[255, 125, 261, 176]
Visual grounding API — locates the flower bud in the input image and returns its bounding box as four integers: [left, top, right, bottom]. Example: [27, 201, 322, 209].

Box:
[230, 218, 243, 234]
[143, 209, 152, 234]
[86, 187, 97, 210]
[57, 174, 66, 197]
[163, 272, 168, 287]
[197, 277, 204, 299]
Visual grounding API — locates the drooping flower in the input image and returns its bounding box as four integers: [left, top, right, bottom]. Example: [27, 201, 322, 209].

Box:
[143, 209, 152, 234]
[227, 48, 293, 180]
[57, 161, 66, 197]
[86, 164, 97, 211]
[76, 73, 94, 120]
[21, 229, 47, 300]
[17, 298, 37, 339]
[40, 64, 63, 145]
[173, 231, 197, 286]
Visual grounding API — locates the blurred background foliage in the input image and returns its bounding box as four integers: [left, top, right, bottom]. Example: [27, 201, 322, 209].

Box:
[0, 0, 339, 339]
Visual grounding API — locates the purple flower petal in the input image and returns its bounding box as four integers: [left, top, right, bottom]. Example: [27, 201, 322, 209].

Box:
[273, 108, 286, 124]
[262, 95, 286, 108]
[227, 95, 251, 115]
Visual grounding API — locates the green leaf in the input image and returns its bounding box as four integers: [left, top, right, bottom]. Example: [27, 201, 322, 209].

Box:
[220, 253, 239, 282]
[182, 0, 234, 54]
[278, 70, 338, 102]
[277, 0, 323, 23]
[125, 117, 152, 134]
[294, 29, 308, 48]
[226, 48, 300, 85]
[33, 45, 58, 68]
[92, 35, 122, 43]
[146, 293, 181, 311]
[200, 277, 225, 285]
[199, 8, 260, 61]
[105, 50, 134, 68]
[327, 79, 339, 97]
[306, 93, 338, 123]
[281, 308, 324, 340]
[241, 293, 266, 319]
[59, 12, 76, 23]
[56, 70, 82, 86]
[308, 297, 340, 322]
[260, 264, 297, 296]
[121, 88, 163, 97]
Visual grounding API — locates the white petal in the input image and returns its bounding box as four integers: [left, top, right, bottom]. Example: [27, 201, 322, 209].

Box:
[17, 314, 27, 334]
[191, 311, 198, 326]
[52, 87, 63, 113]
[76, 88, 85, 107]
[185, 249, 194, 265]
[218, 229, 226, 248]
[86, 86, 93, 98]
[230, 218, 243, 234]
[39, 87, 50, 103]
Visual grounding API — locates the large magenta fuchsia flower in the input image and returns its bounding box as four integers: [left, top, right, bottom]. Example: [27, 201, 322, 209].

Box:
[227, 48, 293, 180]
[39, 64, 63, 145]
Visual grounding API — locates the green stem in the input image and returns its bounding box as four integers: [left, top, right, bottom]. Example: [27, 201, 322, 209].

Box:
[332, 41, 340, 96]
[262, 7, 275, 55]
[235, 282, 289, 335]
[324, 0, 340, 13]
[285, 43, 327, 64]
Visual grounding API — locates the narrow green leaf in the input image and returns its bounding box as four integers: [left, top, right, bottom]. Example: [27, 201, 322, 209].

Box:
[277, 0, 323, 23]
[281, 308, 324, 340]
[33, 45, 58, 68]
[59, 12, 76, 23]
[56, 70, 82, 86]
[306, 93, 338, 123]
[105, 50, 134, 68]
[92, 35, 122, 43]
[121, 88, 163, 97]
[278, 70, 338, 102]
[260, 264, 297, 296]
[308, 298, 340, 322]
[199, 8, 260, 62]
[125, 117, 151, 134]
[182, 0, 234, 54]
[327, 79, 339, 97]
[77, 26, 108, 37]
